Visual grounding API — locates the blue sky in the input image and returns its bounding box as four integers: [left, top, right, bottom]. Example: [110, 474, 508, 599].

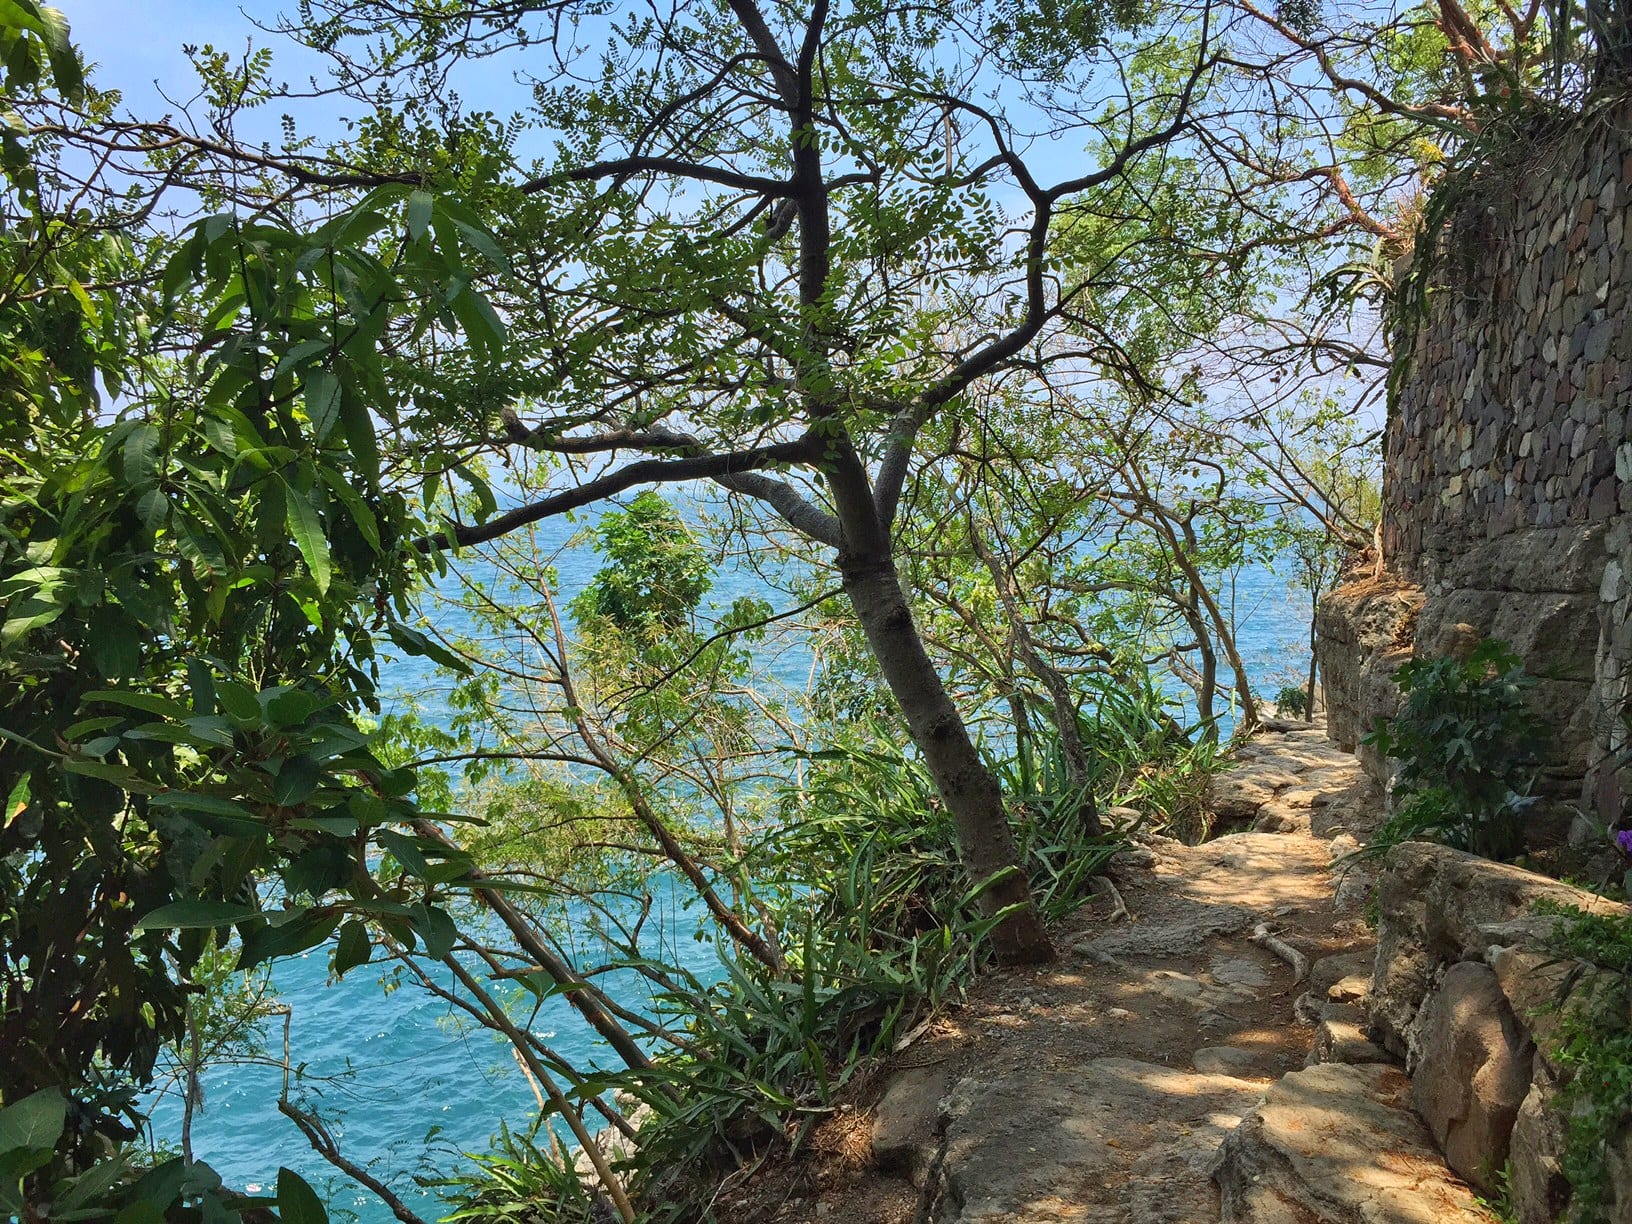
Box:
[65, 1, 536, 146]
[71, 3, 280, 101]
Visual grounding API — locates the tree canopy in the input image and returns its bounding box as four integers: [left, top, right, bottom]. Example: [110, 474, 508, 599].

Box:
[2, 0, 1625, 1215]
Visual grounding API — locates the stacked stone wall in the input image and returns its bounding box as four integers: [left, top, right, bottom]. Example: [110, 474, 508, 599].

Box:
[1344, 105, 1632, 821]
[1383, 112, 1631, 569]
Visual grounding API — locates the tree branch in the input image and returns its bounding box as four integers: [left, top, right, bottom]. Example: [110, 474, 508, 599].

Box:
[713, 470, 843, 547]
[523, 155, 791, 197]
[278, 1100, 429, 1224]
[415, 436, 817, 551]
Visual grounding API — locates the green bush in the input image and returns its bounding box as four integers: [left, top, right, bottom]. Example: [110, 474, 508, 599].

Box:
[1538, 905, 1632, 1223]
[1275, 684, 1310, 719]
[1363, 638, 1549, 860]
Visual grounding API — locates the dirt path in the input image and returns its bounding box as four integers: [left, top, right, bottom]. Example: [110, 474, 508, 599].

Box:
[714, 726, 1492, 1223]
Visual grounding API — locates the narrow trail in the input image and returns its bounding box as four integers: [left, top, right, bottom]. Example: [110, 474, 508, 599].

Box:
[719, 726, 1501, 1223]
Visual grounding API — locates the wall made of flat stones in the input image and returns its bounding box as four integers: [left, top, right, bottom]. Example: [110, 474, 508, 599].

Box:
[1375, 106, 1632, 820]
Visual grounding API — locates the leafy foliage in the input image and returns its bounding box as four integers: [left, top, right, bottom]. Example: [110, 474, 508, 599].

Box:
[0, 0, 1478, 1210]
[0, 1082, 333, 1222]
[1537, 904, 1632, 1223]
[1276, 685, 1311, 719]
[0, 10, 526, 1209]
[1364, 639, 1550, 860]
[570, 493, 712, 636]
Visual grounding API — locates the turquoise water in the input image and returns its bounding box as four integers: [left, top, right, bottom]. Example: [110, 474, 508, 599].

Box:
[147, 506, 1315, 1221]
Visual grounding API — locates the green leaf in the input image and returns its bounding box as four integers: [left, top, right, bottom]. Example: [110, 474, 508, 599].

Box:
[135, 487, 168, 532]
[290, 815, 358, 836]
[1, 593, 66, 645]
[2, 772, 28, 831]
[272, 755, 322, 807]
[54, 1147, 132, 1211]
[132, 900, 260, 932]
[411, 904, 457, 959]
[148, 792, 261, 835]
[450, 217, 511, 273]
[85, 605, 141, 679]
[280, 478, 331, 595]
[406, 190, 433, 242]
[83, 690, 189, 719]
[387, 622, 470, 674]
[304, 368, 342, 443]
[149, 793, 255, 818]
[319, 468, 381, 552]
[337, 394, 380, 488]
[276, 1167, 328, 1224]
[2, 0, 84, 101]
[186, 658, 217, 715]
[274, 338, 330, 379]
[0, 1088, 66, 1156]
[375, 828, 429, 877]
[215, 679, 262, 726]
[125, 1158, 189, 1210]
[239, 909, 339, 971]
[61, 757, 155, 790]
[334, 920, 372, 976]
[265, 688, 327, 728]
[122, 423, 160, 489]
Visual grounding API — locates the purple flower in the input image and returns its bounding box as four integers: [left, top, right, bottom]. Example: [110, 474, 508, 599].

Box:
[1615, 829, 1632, 856]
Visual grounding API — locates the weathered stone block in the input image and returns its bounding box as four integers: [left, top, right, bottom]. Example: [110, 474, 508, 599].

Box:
[1510, 1072, 1572, 1224]
[1370, 843, 1619, 1059]
[1211, 1062, 1496, 1223]
[1408, 962, 1531, 1192]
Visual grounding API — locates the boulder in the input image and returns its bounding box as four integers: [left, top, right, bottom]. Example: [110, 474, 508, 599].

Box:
[870, 1061, 955, 1183]
[1408, 962, 1531, 1193]
[1308, 1002, 1393, 1068]
[1508, 1072, 1572, 1224]
[1431, 524, 1608, 597]
[1211, 1061, 1496, 1223]
[1307, 949, 1377, 1007]
[1488, 943, 1579, 1052]
[1370, 843, 1618, 1057]
[1604, 1124, 1632, 1224]
[1210, 765, 1299, 830]
[1315, 579, 1423, 768]
[935, 1059, 1263, 1223]
[1194, 1045, 1268, 1077]
[1311, 779, 1389, 841]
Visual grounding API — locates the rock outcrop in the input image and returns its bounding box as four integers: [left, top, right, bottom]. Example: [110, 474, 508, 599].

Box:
[1314, 578, 1422, 783]
[935, 1060, 1263, 1223]
[1211, 1062, 1494, 1224]
[1367, 842, 1608, 1061]
[1367, 841, 1630, 1219]
[1407, 962, 1531, 1192]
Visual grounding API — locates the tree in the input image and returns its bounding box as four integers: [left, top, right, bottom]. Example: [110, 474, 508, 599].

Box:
[0, 10, 565, 1208]
[172, 0, 1227, 963]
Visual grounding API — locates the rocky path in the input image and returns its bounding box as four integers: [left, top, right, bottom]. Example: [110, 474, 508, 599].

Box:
[718, 726, 1501, 1223]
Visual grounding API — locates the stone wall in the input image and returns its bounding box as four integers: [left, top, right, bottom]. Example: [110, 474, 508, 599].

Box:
[1368, 843, 1631, 1221]
[1314, 577, 1421, 781]
[1328, 105, 1632, 821]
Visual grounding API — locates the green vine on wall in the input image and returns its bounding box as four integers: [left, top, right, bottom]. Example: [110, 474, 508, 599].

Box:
[1538, 903, 1632, 1223]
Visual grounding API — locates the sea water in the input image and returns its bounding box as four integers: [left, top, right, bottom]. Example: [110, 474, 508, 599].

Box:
[145, 507, 1315, 1221]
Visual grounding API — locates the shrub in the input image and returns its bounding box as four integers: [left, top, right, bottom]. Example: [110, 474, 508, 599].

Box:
[1537, 904, 1632, 1224]
[1363, 638, 1549, 860]
[1275, 684, 1310, 719]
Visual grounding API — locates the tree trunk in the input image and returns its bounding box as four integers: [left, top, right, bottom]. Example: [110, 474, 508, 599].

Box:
[1306, 609, 1319, 718]
[838, 551, 1056, 965]
[1178, 592, 1218, 739]
[972, 528, 1100, 835]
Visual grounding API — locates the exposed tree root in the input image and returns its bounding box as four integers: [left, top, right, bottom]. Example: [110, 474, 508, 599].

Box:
[1251, 921, 1310, 982]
